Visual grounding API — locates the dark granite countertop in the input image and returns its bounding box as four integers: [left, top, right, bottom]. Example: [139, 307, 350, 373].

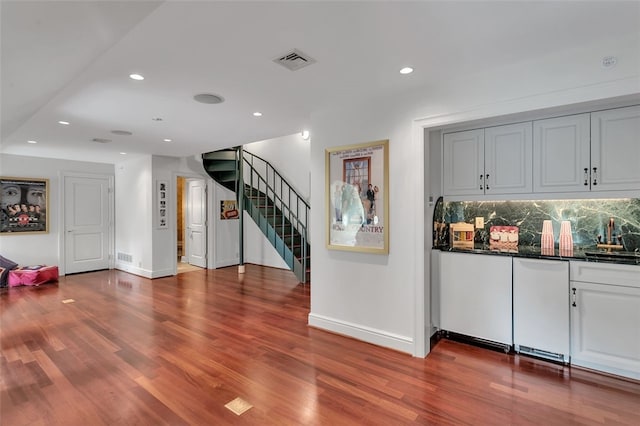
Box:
[435, 244, 640, 266]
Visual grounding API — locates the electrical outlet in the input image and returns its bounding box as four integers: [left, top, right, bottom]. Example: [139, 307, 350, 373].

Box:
[475, 217, 484, 229]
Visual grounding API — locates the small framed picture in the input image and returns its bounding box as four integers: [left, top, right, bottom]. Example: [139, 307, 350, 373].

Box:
[157, 180, 169, 229]
[1, 176, 49, 234]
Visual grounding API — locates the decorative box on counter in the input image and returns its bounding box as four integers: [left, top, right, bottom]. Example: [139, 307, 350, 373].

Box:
[489, 226, 519, 251]
[450, 222, 475, 249]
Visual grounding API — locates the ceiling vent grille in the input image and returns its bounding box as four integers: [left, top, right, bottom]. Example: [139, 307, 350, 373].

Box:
[273, 49, 316, 71]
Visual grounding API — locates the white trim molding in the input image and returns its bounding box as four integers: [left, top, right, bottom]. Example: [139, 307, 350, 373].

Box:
[308, 313, 414, 354]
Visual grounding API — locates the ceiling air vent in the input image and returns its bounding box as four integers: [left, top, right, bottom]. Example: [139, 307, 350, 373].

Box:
[111, 130, 132, 136]
[273, 49, 316, 71]
[92, 138, 112, 144]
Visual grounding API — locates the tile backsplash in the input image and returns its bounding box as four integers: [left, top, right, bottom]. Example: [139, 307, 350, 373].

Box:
[439, 198, 640, 251]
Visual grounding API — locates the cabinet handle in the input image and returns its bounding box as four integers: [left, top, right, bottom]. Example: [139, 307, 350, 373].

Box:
[583, 168, 589, 186]
[592, 167, 598, 186]
[479, 174, 483, 190]
[571, 287, 577, 307]
[485, 174, 490, 190]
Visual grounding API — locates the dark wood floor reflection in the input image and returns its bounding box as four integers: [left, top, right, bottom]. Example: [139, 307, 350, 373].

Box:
[2, 265, 639, 425]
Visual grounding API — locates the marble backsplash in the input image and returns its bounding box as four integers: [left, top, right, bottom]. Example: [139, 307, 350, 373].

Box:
[438, 198, 640, 251]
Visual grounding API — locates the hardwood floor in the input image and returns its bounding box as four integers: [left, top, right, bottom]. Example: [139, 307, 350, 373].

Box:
[1, 265, 639, 425]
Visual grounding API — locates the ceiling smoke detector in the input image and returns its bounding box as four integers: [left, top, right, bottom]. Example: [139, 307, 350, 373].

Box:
[273, 49, 316, 71]
[92, 138, 112, 144]
[194, 93, 225, 104]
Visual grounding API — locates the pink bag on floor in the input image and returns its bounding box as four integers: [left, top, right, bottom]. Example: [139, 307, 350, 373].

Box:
[8, 265, 59, 287]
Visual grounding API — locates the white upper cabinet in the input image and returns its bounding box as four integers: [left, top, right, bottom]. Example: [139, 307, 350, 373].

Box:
[485, 122, 532, 194]
[444, 104, 639, 198]
[591, 105, 640, 192]
[533, 113, 591, 193]
[443, 123, 532, 196]
[443, 129, 484, 196]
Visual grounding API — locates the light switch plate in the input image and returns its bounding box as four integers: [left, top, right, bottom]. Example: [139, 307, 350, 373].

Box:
[475, 217, 484, 229]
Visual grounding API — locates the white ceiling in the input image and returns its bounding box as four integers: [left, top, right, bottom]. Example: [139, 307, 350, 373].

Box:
[2, 1, 639, 164]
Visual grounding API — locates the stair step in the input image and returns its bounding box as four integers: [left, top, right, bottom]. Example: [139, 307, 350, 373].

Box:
[205, 160, 237, 172]
[203, 150, 237, 161]
[213, 171, 237, 182]
[203, 148, 310, 284]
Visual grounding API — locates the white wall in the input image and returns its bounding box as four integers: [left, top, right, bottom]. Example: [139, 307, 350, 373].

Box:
[245, 133, 311, 199]
[309, 102, 423, 354]
[0, 154, 114, 268]
[114, 156, 153, 277]
[214, 182, 239, 268]
[308, 32, 640, 356]
[243, 211, 288, 269]
[152, 155, 181, 277]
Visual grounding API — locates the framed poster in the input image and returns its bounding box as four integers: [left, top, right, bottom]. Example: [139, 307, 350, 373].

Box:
[157, 180, 168, 229]
[326, 139, 389, 254]
[220, 200, 239, 220]
[0, 177, 49, 234]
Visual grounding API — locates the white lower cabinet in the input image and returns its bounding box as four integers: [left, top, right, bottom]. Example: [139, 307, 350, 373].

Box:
[440, 252, 512, 346]
[570, 262, 640, 380]
[513, 258, 569, 362]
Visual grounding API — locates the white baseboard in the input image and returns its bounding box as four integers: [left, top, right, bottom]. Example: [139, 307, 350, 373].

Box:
[115, 262, 152, 278]
[215, 259, 238, 269]
[308, 313, 414, 355]
[150, 268, 173, 279]
[115, 263, 173, 279]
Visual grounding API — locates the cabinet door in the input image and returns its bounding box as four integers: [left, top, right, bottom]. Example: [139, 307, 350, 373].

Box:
[485, 122, 532, 194]
[533, 114, 590, 193]
[443, 129, 484, 196]
[591, 105, 640, 192]
[440, 252, 512, 345]
[571, 281, 640, 380]
[513, 258, 569, 358]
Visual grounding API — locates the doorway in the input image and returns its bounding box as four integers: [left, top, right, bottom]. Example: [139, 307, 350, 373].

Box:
[63, 173, 113, 275]
[176, 176, 207, 272]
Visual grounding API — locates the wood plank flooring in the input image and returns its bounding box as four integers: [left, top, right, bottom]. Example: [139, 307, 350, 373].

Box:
[1, 265, 639, 425]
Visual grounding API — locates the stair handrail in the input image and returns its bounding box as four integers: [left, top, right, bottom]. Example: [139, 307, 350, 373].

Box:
[241, 150, 310, 245]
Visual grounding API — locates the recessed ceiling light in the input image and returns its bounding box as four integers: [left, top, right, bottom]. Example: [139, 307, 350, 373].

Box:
[163, 138, 172, 142]
[111, 130, 133, 136]
[253, 112, 262, 117]
[58, 120, 70, 125]
[400, 67, 414, 75]
[27, 140, 37, 144]
[129, 73, 144, 81]
[152, 117, 163, 121]
[193, 93, 224, 104]
[120, 152, 127, 155]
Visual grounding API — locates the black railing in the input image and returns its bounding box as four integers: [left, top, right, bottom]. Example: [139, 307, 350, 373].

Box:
[242, 151, 310, 282]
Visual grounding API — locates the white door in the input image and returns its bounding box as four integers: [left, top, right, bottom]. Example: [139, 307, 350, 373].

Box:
[533, 113, 590, 193]
[186, 179, 207, 268]
[442, 129, 485, 196]
[591, 105, 640, 192]
[64, 175, 111, 274]
[484, 122, 533, 195]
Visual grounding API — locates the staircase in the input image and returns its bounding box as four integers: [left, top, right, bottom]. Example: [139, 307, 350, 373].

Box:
[202, 148, 310, 283]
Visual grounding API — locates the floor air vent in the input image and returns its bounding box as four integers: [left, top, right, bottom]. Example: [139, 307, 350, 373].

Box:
[273, 49, 316, 71]
[517, 345, 568, 364]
